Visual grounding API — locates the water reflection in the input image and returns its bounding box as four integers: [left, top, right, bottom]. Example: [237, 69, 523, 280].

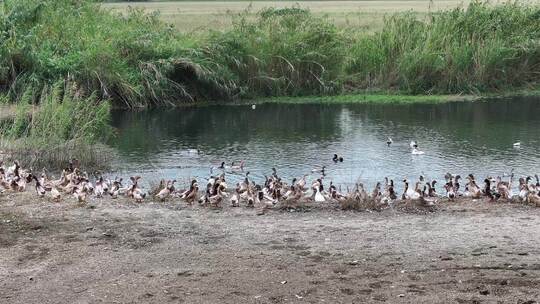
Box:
[110, 97, 540, 189]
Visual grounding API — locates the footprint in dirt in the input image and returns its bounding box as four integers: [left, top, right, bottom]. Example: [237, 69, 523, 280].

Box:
[332, 266, 350, 275]
[340, 288, 355, 295]
[17, 244, 50, 264]
[283, 237, 298, 243]
[357, 288, 374, 295]
[368, 280, 392, 289]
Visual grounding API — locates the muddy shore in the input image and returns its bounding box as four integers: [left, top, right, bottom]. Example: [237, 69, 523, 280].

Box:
[1, 193, 539, 303]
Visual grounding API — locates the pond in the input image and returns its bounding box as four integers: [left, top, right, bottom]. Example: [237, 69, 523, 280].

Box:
[110, 97, 540, 189]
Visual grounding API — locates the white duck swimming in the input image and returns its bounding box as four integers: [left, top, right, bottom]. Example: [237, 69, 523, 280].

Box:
[411, 148, 425, 155]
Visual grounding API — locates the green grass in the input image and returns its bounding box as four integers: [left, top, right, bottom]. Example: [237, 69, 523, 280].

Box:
[257, 93, 476, 105]
[346, 2, 540, 94]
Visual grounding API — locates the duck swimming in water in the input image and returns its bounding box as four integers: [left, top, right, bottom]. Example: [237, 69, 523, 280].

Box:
[231, 161, 245, 171]
[332, 154, 344, 162]
[411, 148, 425, 155]
[409, 141, 424, 154]
[311, 166, 326, 175]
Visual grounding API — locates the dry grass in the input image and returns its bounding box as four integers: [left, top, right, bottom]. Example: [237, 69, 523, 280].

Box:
[0, 139, 116, 172]
[102, 0, 480, 32]
[0, 104, 18, 121]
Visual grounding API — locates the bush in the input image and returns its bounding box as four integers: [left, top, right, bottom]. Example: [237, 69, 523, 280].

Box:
[0, 0, 213, 107]
[206, 7, 346, 97]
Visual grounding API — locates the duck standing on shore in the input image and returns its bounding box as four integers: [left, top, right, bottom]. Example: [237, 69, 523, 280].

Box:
[3, 159, 540, 210]
[156, 180, 176, 201]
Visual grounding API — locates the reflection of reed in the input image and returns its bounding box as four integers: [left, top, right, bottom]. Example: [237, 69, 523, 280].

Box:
[110, 104, 345, 154]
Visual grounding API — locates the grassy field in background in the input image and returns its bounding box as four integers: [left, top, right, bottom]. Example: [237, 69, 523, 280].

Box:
[102, 1, 475, 32]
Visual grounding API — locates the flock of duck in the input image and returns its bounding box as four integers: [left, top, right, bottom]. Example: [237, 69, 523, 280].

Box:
[1, 154, 539, 211]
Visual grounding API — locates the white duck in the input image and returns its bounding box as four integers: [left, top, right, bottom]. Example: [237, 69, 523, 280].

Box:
[411, 148, 425, 155]
[314, 185, 326, 202]
[403, 180, 420, 200]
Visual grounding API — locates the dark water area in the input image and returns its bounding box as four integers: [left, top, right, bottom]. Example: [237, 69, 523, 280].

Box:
[110, 97, 540, 189]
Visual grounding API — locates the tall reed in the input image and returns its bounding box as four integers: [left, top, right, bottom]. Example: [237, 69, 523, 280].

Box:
[345, 1, 540, 94]
[205, 7, 346, 97]
[0, 81, 112, 169]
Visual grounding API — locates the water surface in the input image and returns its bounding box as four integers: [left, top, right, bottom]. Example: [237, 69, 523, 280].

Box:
[110, 97, 540, 189]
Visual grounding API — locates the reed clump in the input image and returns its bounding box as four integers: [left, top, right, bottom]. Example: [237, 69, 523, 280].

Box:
[0, 81, 112, 169]
[345, 1, 540, 94]
[1, 82, 111, 142]
[205, 7, 346, 97]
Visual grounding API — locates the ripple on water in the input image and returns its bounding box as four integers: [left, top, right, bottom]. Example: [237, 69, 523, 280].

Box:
[109, 97, 540, 190]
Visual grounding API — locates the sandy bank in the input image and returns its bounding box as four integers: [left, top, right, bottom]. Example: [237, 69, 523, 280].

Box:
[1, 194, 539, 303]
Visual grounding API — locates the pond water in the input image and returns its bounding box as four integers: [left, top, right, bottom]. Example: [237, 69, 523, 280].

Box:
[110, 97, 540, 190]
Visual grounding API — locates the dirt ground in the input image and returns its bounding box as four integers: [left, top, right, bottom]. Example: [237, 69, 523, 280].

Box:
[1, 193, 539, 303]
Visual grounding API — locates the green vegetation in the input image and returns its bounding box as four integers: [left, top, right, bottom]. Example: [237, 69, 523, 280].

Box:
[0, 0, 350, 108]
[2, 82, 110, 142]
[0, 0, 538, 167]
[258, 93, 475, 105]
[0, 81, 112, 169]
[346, 2, 540, 94]
[0, 0, 207, 108]
[207, 7, 345, 97]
